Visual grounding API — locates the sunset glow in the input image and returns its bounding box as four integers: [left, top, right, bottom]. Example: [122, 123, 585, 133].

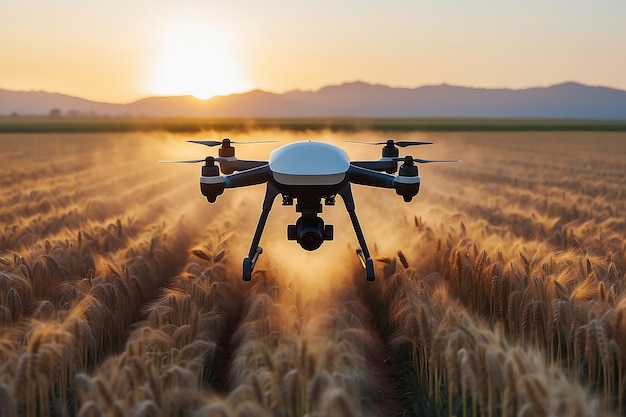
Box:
[0, 0, 625, 102]
[147, 20, 252, 99]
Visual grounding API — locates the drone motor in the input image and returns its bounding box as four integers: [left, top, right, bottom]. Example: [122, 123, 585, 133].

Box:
[200, 157, 225, 203]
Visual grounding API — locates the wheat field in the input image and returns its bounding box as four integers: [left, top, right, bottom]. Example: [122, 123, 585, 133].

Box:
[1, 130, 625, 417]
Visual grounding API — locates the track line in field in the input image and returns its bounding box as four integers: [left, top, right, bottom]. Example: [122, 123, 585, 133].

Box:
[349, 270, 407, 416]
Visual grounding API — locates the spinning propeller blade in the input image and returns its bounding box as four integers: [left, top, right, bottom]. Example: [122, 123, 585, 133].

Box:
[392, 156, 460, 164]
[159, 157, 229, 164]
[186, 140, 223, 147]
[348, 140, 433, 147]
[159, 159, 206, 164]
[187, 139, 276, 147]
[394, 141, 435, 148]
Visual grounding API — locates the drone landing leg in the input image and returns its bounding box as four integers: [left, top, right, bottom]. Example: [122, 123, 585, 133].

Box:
[243, 184, 280, 281]
[338, 186, 375, 281]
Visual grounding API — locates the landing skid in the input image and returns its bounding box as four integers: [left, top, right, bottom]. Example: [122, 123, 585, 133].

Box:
[242, 247, 262, 281]
[241, 183, 376, 282]
[241, 184, 279, 281]
[340, 185, 375, 281]
[356, 247, 375, 281]
[366, 258, 375, 281]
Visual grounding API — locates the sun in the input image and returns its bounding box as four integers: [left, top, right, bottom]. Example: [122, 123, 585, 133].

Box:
[147, 20, 252, 99]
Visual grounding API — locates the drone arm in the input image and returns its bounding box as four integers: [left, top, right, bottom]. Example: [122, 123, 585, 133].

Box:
[350, 160, 398, 173]
[223, 164, 271, 188]
[201, 164, 270, 203]
[347, 164, 421, 202]
[347, 165, 396, 188]
[220, 159, 268, 174]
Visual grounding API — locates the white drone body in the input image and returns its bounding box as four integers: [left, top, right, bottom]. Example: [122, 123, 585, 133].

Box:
[162, 138, 458, 281]
[269, 141, 350, 186]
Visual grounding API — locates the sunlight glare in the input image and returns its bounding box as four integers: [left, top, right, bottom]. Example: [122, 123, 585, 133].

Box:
[148, 20, 252, 99]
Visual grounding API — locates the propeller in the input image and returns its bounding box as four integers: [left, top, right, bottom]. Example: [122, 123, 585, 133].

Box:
[159, 156, 229, 164]
[348, 139, 433, 147]
[187, 139, 276, 147]
[392, 156, 461, 164]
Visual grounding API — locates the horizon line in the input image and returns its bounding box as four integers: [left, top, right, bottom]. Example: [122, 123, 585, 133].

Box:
[1, 79, 622, 105]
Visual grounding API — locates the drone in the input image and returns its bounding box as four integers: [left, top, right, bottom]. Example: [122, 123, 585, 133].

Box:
[161, 138, 459, 281]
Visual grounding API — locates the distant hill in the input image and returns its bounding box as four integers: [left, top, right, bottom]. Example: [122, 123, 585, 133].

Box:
[0, 89, 126, 117]
[2, 81, 626, 119]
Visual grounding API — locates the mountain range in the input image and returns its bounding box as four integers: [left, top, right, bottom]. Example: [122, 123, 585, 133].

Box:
[2, 81, 626, 119]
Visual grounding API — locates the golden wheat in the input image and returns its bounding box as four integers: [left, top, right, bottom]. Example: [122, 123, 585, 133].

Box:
[1, 131, 625, 416]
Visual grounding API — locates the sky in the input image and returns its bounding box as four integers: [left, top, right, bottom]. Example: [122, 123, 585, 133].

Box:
[1, 0, 625, 103]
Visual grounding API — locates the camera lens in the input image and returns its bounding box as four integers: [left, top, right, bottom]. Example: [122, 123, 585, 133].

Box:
[299, 227, 323, 251]
[296, 217, 325, 251]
